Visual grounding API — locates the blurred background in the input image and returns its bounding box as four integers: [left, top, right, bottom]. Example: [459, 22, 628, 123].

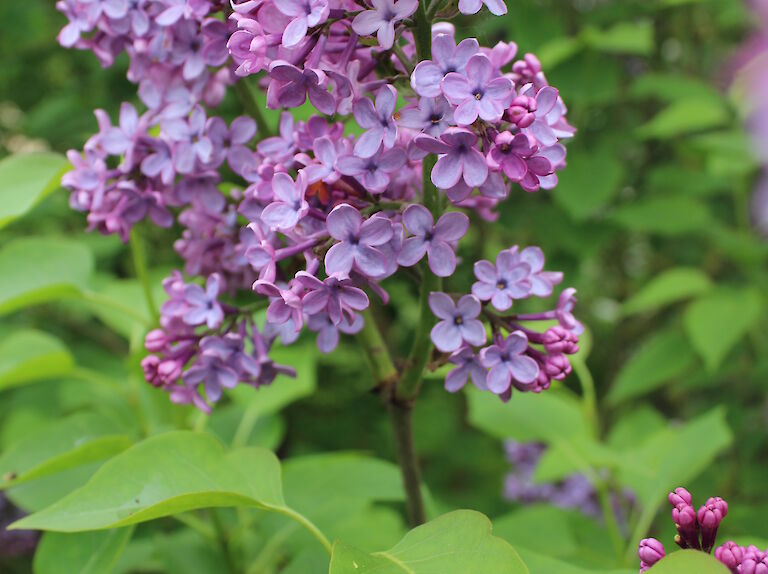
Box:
[1, 0, 767, 573]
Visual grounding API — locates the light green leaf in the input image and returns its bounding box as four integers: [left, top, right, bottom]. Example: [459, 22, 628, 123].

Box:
[636, 100, 730, 139]
[581, 21, 654, 55]
[0, 330, 75, 391]
[11, 431, 289, 532]
[553, 148, 624, 220]
[0, 237, 93, 316]
[516, 547, 635, 574]
[0, 413, 132, 490]
[610, 197, 713, 235]
[607, 329, 697, 405]
[648, 549, 730, 573]
[0, 152, 67, 229]
[623, 268, 713, 315]
[34, 527, 134, 574]
[630, 73, 725, 105]
[493, 506, 578, 557]
[329, 510, 529, 574]
[684, 288, 763, 371]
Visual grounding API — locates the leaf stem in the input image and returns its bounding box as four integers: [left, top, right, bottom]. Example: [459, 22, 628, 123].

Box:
[210, 508, 239, 574]
[274, 507, 332, 554]
[595, 479, 626, 561]
[129, 228, 159, 324]
[234, 79, 273, 138]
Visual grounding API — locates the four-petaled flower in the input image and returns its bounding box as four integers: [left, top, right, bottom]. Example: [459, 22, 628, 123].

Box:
[296, 272, 370, 325]
[268, 61, 336, 116]
[442, 54, 513, 125]
[458, 0, 507, 16]
[415, 128, 488, 190]
[325, 204, 393, 277]
[351, 0, 418, 50]
[353, 85, 399, 158]
[337, 147, 407, 194]
[182, 273, 224, 328]
[472, 248, 532, 310]
[429, 292, 486, 352]
[445, 347, 488, 392]
[480, 332, 539, 394]
[276, 0, 330, 48]
[398, 204, 469, 277]
[398, 96, 455, 136]
[260, 172, 309, 231]
[411, 34, 479, 97]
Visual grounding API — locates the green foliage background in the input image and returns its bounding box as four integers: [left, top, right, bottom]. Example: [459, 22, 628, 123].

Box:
[0, 1, 766, 573]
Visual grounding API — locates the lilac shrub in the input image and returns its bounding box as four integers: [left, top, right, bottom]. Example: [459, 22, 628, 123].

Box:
[57, 0, 579, 412]
[638, 487, 768, 573]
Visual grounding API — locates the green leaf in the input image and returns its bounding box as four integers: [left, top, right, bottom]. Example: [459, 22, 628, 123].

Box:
[553, 148, 624, 220]
[0, 237, 93, 316]
[516, 548, 635, 574]
[623, 268, 713, 315]
[636, 100, 730, 139]
[0, 329, 75, 391]
[581, 21, 654, 55]
[648, 549, 730, 573]
[630, 73, 725, 105]
[34, 527, 134, 574]
[607, 329, 697, 405]
[0, 152, 67, 229]
[684, 288, 763, 371]
[610, 197, 713, 235]
[11, 431, 289, 531]
[0, 413, 132, 490]
[493, 505, 578, 557]
[329, 510, 529, 574]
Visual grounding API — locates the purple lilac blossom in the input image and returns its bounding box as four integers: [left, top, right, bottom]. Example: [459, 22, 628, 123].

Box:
[351, 0, 418, 50]
[411, 34, 479, 97]
[480, 332, 539, 394]
[398, 205, 469, 277]
[428, 292, 485, 352]
[458, 0, 507, 16]
[442, 54, 513, 125]
[353, 85, 399, 158]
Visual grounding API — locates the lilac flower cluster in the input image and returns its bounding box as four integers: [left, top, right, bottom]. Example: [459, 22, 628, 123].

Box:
[503, 440, 634, 525]
[434, 247, 582, 401]
[638, 488, 766, 573]
[58, 0, 579, 410]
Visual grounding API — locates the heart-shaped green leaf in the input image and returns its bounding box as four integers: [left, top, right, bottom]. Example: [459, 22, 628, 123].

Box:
[648, 549, 730, 573]
[34, 527, 134, 574]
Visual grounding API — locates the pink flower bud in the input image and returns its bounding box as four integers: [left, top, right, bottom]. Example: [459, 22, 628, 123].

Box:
[669, 487, 693, 507]
[715, 541, 744, 573]
[638, 538, 665, 566]
[145, 329, 169, 352]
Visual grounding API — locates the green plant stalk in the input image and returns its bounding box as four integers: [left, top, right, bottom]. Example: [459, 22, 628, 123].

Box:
[274, 507, 332, 554]
[595, 479, 626, 561]
[210, 508, 238, 574]
[234, 79, 273, 138]
[129, 228, 159, 324]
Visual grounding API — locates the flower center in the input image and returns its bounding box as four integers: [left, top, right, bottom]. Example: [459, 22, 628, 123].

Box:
[454, 316, 464, 326]
[496, 279, 507, 289]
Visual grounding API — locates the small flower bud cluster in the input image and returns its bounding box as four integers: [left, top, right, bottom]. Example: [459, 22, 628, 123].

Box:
[57, 0, 579, 410]
[638, 487, 765, 573]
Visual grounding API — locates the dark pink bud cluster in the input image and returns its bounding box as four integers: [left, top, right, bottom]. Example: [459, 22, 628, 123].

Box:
[638, 538, 666, 572]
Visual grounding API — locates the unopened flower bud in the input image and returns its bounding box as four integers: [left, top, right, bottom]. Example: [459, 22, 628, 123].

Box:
[698, 496, 727, 552]
[668, 487, 693, 507]
[672, 503, 700, 550]
[145, 329, 169, 352]
[506, 96, 537, 128]
[740, 547, 768, 574]
[638, 538, 665, 567]
[543, 353, 571, 380]
[714, 541, 744, 573]
[542, 325, 579, 354]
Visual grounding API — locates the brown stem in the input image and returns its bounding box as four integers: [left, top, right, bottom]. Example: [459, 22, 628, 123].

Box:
[386, 398, 427, 526]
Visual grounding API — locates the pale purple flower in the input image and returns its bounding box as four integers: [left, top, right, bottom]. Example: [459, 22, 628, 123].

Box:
[351, 0, 418, 50]
[353, 85, 398, 158]
[200, 333, 261, 379]
[227, 17, 268, 77]
[445, 347, 488, 392]
[520, 83, 576, 144]
[302, 136, 341, 184]
[429, 293, 486, 352]
[336, 147, 406, 193]
[206, 116, 257, 173]
[253, 280, 304, 331]
[169, 20, 209, 80]
[257, 113, 296, 162]
[442, 54, 513, 125]
[276, 0, 330, 47]
[472, 248, 533, 310]
[93, 103, 144, 166]
[325, 204, 393, 277]
[163, 105, 213, 174]
[183, 355, 238, 402]
[397, 96, 454, 136]
[518, 246, 562, 296]
[268, 61, 336, 115]
[295, 271, 369, 325]
[487, 132, 554, 193]
[307, 312, 364, 353]
[556, 288, 584, 334]
[201, 18, 230, 67]
[182, 273, 224, 328]
[398, 204, 469, 276]
[260, 172, 309, 231]
[480, 332, 539, 394]
[155, 0, 209, 26]
[410, 34, 479, 97]
[415, 128, 488, 190]
[458, 0, 507, 16]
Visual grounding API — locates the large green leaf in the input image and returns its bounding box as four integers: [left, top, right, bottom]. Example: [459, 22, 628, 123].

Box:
[0, 152, 67, 229]
[34, 527, 134, 574]
[610, 197, 713, 235]
[648, 550, 730, 573]
[493, 506, 578, 558]
[0, 412, 132, 490]
[607, 329, 697, 405]
[0, 329, 75, 391]
[683, 288, 763, 371]
[622, 268, 712, 316]
[0, 237, 93, 315]
[329, 510, 529, 574]
[636, 100, 730, 139]
[581, 21, 654, 55]
[516, 548, 635, 574]
[552, 147, 624, 220]
[11, 431, 289, 531]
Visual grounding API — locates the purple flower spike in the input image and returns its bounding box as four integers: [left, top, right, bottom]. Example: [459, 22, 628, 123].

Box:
[398, 96, 455, 136]
[672, 502, 701, 550]
[296, 272, 369, 325]
[472, 248, 532, 311]
[458, 0, 507, 16]
[325, 204, 393, 278]
[268, 61, 336, 115]
[183, 273, 223, 328]
[353, 85, 399, 158]
[398, 205, 469, 276]
[480, 332, 539, 394]
[351, 0, 417, 50]
[442, 54, 513, 125]
[411, 34, 479, 98]
[276, 0, 330, 48]
[415, 128, 488, 190]
[260, 172, 309, 231]
[698, 497, 728, 552]
[429, 292, 486, 352]
[715, 541, 744, 573]
[337, 147, 406, 194]
[638, 538, 665, 572]
[445, 347, 488, 392]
